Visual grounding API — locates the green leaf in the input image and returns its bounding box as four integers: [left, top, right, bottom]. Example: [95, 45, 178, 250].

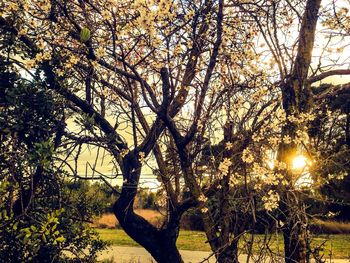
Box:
[56, 236, 65, 243]
[80, 27, 91, 43]
[22, 227, 31, 234]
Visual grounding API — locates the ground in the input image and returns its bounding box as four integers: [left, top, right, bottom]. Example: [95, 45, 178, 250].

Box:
[97, 245, 350, 263]
[96, 229, 350, 260]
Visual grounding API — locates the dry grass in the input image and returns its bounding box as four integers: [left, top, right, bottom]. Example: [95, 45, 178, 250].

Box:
[311, 219, 350, 234]
[93, 210, 165, 229]
[93, 213, 118, 229]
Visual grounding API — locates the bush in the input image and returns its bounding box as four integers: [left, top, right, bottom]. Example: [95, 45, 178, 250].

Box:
[0, 60, 107, 262]
[180, 209, 204, 231]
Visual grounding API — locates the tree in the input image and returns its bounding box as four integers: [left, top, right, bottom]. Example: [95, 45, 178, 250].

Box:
[0, 0, 227, 261]
[239, 0, 350, 261]
[161, 0, 350, 261]
[1, 0, 349, 262]
[0, 57, 106, 262]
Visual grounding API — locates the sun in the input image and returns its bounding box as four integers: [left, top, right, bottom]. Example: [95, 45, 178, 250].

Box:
[292, 155, 308, 170]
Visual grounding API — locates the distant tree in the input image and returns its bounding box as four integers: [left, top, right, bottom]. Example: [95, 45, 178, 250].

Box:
[309, 85, 350, 220]
[135, 188, 157, 210]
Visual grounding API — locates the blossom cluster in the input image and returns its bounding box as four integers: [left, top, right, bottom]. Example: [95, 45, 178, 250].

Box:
[262, 190, 280, 212]
[218, 158, 232, 177]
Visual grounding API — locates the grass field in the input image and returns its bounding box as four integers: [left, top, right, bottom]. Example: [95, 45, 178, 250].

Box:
[96, 228, 350, 259]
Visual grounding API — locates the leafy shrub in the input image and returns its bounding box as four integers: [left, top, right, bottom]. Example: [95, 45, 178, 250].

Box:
[0, 59, 107, 262]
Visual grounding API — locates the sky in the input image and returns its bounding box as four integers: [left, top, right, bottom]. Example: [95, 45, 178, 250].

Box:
[63, 73, 350, 189]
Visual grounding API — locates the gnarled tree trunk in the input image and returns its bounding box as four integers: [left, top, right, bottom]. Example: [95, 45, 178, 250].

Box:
[113, 153, 184, 263]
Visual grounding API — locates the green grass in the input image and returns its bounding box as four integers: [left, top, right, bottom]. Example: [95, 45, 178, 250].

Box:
[312, 234, 350, 259]
[97, 228, 139, 247]
[96, 228, 350, 259]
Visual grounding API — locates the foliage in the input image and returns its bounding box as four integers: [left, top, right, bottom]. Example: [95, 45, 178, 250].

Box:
[0, 58, 106, 262]
[308, 85, 350, 220]
[0, 180, 107, 262]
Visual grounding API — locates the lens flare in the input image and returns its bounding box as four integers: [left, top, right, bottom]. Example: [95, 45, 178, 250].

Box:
[292, 155, 308, 170]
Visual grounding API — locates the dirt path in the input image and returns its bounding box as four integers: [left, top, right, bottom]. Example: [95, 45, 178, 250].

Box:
[98, 246, 349, 263]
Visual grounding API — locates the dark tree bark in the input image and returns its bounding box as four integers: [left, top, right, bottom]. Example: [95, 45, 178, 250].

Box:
[113, 153, 184, 263]
[277, 0, 322, 262]
[216, 237, 240, 263]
